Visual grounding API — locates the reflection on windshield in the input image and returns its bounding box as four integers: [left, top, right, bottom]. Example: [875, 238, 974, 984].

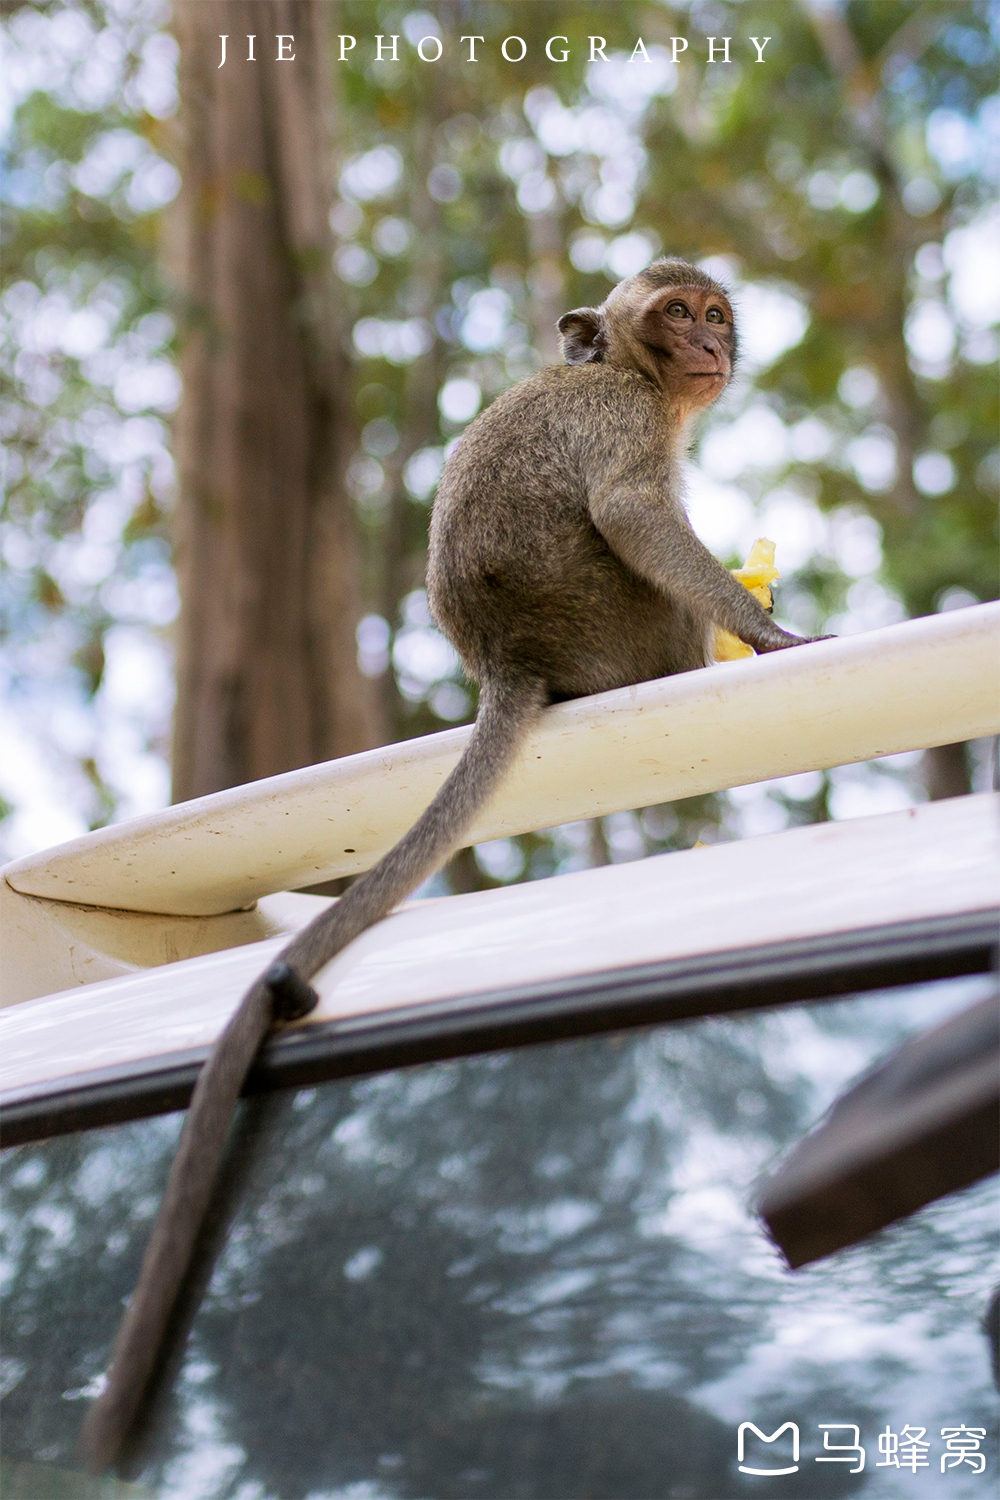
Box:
[2, 978, 997, 1499]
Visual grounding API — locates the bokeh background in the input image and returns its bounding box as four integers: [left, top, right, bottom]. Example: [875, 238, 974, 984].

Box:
[1, 6, 999, 1497]
[1, 0, 997, 883]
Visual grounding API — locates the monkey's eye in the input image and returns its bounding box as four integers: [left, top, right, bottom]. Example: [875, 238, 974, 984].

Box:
[706, 307, 726, 324]
[664, 301, 689, 319]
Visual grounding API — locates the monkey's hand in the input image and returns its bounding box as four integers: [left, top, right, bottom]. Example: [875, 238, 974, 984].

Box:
[715, 541, 834, 658]
[753, 629, 814, 652]
[755, 630, 836, 652]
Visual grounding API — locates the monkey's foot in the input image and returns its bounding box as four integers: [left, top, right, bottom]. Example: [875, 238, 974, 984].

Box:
[264, 961, 320, 1023]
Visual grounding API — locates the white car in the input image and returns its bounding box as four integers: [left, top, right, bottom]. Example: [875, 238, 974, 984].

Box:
[1, 607, 997, 1498]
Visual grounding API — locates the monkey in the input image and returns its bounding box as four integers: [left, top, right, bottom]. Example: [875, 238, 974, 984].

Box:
[82, 259, 826, 1468]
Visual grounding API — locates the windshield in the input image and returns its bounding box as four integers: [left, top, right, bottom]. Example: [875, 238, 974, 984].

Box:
[2, 975, 996, 1499]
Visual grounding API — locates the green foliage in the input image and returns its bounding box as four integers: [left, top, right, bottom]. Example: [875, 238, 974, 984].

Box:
[1, 0, 997, 864]
[1, 0, 177, 849]
[326, 0, 998, 879]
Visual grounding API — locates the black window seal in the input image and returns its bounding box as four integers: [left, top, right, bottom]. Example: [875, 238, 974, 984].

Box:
[1, 907, 996, 1149]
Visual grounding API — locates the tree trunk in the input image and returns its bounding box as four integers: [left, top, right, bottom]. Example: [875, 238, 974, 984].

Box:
[170, 0, 382, 802]
[803, 1, 973, 801]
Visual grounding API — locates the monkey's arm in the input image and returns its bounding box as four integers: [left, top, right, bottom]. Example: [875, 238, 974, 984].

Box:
[590, 480, 809, 653]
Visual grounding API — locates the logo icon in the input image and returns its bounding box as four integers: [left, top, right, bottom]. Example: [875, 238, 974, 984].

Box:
[737, 1421, 800, 1476]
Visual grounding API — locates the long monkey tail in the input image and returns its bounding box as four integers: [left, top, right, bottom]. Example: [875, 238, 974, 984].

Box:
[80, 672, 546, 1472]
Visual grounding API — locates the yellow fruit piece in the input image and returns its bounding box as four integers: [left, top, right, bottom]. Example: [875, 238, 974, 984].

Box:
[731, 536, 780, 592]
[714, 538, 780, 661]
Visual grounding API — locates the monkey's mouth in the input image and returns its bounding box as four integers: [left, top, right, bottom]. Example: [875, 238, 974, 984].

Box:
[645, 343, 728, 380]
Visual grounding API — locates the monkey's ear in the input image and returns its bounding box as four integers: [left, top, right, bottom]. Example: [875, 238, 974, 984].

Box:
[557, 307, 606, 365]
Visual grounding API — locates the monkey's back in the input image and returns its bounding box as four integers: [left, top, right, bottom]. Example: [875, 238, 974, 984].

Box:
[429, 364, 711, 699]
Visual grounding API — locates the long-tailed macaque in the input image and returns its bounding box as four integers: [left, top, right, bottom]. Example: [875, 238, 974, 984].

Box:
[84, 259, 825, 1466]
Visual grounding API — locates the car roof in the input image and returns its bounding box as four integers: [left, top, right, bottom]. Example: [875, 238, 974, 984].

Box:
[2, 792, 995, 1143]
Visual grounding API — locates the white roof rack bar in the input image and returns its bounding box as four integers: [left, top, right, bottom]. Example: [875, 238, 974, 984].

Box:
[4, 604, 998, 919]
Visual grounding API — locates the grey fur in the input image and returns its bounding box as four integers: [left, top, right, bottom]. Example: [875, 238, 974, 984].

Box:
[297, 260, 811, 976]
[287, 260, 814, 966]
[83, 261, 820, 1468]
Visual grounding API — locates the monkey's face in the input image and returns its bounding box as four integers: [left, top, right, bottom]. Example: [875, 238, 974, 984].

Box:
[557, 260, 737, 418]
[638, 285, 735, 410]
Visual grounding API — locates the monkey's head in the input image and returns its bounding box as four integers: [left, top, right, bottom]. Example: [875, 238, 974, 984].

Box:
[557, 259, 736, 416]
